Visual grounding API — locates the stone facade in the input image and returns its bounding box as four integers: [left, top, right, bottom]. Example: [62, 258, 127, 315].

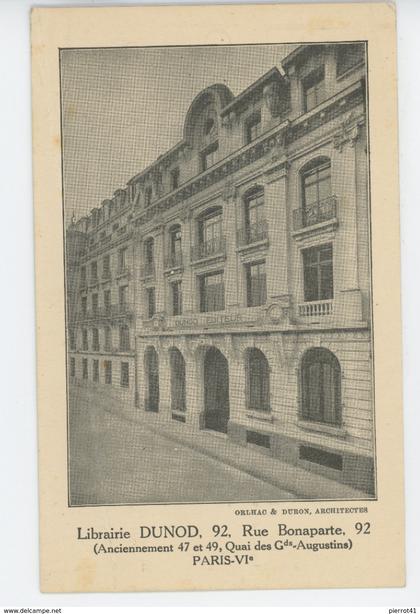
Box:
[66, 43, 374, 495]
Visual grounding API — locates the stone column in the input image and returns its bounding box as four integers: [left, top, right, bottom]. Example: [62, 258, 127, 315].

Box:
[136, 337, 146, 411]
[265, 159, 290, 305]
[180, 211, 194, 313]
[153, 227, 165, 314]
[157, 342, 171, 421]
[227, 351, 247, 445]
[332, 119, 363, 321]
[183, 345, 203, 429]
[222, 184, 239, 309]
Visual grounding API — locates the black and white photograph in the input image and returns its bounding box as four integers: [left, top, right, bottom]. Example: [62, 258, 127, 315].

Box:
[62, 41, 374, 507]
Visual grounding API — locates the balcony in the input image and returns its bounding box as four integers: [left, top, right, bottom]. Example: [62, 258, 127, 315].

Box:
[140, 261, 155, 279]
[116, 266, 130, 279]
[293, 196, 337, 231]
[191, 236, 226, 262]
[236, 219, 269, 248]
[164, 251, 183, 271]
[102, 270, 111, 281]
[298, 299, 333, 318]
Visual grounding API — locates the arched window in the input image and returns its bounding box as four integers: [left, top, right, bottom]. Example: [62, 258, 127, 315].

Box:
[167, 224, 182, 268]
[300, 157, 333, 228]
[240, 188, 267, 245]
[247, 348, 270, 412]
[301, 348, 341, 425]
[194, 206, 224, 260]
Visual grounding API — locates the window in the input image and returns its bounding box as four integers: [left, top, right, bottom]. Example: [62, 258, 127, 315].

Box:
[92, 293, 98, 315]
[246, 349, 270, 412]
[119, 285, 128, 312]
[303, 67, 325, 112]
[196, 207, 223, 258]
[204, 117, 215, 135]
[81, 296, 87, 317]
[170, 167, 180, 190]
[102, 254, 110, 279]
[200, 271, 225, 313]
[301, 348, 341, 425]
[104, 326, 112, 352]
[201, 141, 218, 171]
[170, 226, 182, 258]
[92, 327, 99, 352]
[145, 186, 152, 207]
[245, 111, 262, 144]
[93, 359, 99, 382]
[337, 43, 364, 77]
[168, 226, 182, 267]
[144, 238, 154, 276]
[118, 247, 127, 273]
[104, 360, 112, 384]
[171, 280, 183, 316]
[90, 261, 98, 284]
[246, 261, 267, 307]
[242, 188, 267, 244]
[147, 287, 156, 319]
[70, 357, 76, 377]
[301, 159, 332, 226]
[303, 244, 333, 302]
[119, 325, 130, 351]
[82, 358, 88, 380]
[104, 290, 111, 315]
[120, 362, 129, 387]
[82, 329, 88, 351]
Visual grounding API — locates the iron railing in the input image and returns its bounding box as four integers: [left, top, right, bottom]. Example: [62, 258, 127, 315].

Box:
[191, 236, 226, 261]
[293, 195, 337, 231]
[236, 219, 269, 247]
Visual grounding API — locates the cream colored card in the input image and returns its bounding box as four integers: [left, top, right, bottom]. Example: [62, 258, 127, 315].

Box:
[31, 3, 404, 592]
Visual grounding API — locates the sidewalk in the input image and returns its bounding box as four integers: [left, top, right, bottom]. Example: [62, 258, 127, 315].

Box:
[103, 396, 371, 503]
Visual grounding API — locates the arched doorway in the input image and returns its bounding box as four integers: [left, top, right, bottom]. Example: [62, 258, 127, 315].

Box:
[145, 347, 159, 412]
[203, 347, 229, 433]
[169, 348, 186, 413]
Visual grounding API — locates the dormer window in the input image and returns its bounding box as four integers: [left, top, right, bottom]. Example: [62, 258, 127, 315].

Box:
[204, 117, 215, 135]
[303, 67, 325, 112]
[201, 141, 218, 171]
[145, 186, 152, 207]
[245, 111, 262, 144]
[170, 167, 180, 191]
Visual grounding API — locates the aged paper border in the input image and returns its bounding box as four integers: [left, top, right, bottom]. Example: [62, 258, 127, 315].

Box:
[32, 3, 404, 592]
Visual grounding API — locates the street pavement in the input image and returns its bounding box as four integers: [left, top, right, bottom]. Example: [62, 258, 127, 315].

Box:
[68, 386, 295, 506]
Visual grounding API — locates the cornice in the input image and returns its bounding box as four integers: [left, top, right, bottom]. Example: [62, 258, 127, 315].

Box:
[133, 80, 365, 229]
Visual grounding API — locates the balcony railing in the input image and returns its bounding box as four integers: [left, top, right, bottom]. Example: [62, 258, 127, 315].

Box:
[298, 299, 333, 317]
[141, 261, 155, 279]
[236, 219, 269, 247]
[164, 251, 183, 270]
[191, 236, 226, 262]
[293, 196, 337, 231]
[116, 266, 130, 278]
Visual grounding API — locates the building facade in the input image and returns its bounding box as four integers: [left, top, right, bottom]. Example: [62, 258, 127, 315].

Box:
[66, 43, 374, 494]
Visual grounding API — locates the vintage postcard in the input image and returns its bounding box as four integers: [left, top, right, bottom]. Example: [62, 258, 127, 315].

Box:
[31, 3, 404, 592]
